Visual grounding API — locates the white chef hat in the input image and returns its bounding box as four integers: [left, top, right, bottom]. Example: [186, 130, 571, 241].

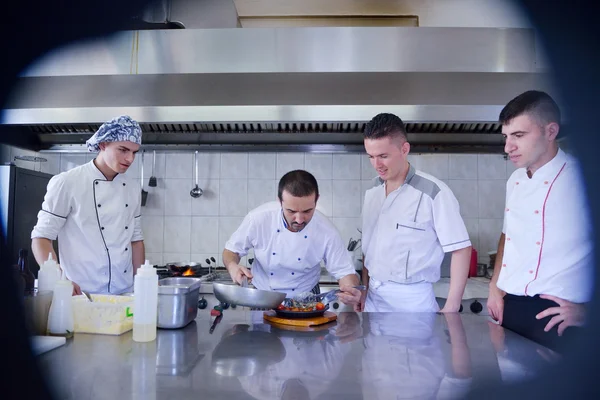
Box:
[85, 115, 142, 152]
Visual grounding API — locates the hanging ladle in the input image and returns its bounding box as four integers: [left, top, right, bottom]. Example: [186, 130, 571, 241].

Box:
[190, 150, 203, 198]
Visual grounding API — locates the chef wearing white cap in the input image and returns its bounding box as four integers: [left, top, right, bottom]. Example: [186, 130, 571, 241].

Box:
[31, 115, 145, 295]
[223, 170, 361, 305]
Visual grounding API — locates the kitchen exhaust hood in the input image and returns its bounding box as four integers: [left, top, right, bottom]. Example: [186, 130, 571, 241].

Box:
[0, 27, 556, 152]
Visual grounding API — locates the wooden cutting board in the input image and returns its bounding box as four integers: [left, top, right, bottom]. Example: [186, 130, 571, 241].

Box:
[263, 310, 337, 327]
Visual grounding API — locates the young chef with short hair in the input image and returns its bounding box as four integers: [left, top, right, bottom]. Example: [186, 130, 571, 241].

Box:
[223, 169, 362, 305]
[487, 90, 593, 352]
[31, 115, 145, 295]
[357, 113, 472, 312]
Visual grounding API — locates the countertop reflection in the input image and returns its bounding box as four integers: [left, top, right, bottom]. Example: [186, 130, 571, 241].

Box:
[36, 311, 560, 400]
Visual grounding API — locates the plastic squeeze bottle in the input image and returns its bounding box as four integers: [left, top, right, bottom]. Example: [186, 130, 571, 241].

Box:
[37, 253, 61, 293]
[133, 260, 158, 342]
[47, 271, 74, 338]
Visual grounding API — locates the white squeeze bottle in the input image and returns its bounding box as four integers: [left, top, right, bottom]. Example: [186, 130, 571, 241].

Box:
[133, 260, 158, 342]
[47, 271, 74, 338]
[37, 253, 61, 293]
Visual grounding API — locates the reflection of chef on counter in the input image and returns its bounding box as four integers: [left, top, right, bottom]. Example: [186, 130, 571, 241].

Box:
[361, 313, 472, 400]
[212, 312, 361, 400]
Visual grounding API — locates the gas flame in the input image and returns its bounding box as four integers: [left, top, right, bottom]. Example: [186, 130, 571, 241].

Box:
[182, 267, 194, 277]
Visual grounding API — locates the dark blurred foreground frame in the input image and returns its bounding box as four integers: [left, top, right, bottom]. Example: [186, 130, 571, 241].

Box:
[0, 0, 599, 399]
[0, 1, 152, 398]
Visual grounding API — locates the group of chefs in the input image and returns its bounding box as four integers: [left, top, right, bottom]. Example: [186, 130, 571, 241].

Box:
[30, 90, 593, 352]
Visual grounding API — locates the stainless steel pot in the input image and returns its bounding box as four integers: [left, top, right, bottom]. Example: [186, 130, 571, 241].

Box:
[157, 277, 202, 329]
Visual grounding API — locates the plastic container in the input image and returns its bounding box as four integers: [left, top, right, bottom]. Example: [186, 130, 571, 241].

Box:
[72, 294, 134, 335]
[47, 272, 74, 338]
[37, 253, 61, 293]
[133, 260, 158, 342]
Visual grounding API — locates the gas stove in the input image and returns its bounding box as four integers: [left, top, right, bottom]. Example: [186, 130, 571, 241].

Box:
[153, 265, 229, 280]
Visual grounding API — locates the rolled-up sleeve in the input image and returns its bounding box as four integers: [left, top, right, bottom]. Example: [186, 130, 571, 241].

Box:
[433, 188, 471, 253]
[31, 174, 70, 240]
[131, 192, 144, 242]
[323, 231, 357, 280]
[224, 214, 256, 257]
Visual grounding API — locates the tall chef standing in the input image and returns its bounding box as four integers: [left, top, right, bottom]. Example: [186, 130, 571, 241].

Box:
[31, 115, 145, 295]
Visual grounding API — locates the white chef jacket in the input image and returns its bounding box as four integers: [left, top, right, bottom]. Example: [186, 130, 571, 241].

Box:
[361, 313, 472, 400]
[31, 160, 143, 294]
[497, 149, 594, 303]
[362, 165, 471, 311]
[224, 201, 357, 296]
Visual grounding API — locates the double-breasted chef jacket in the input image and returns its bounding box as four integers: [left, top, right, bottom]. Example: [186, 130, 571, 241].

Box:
[31, 160, 143, 294]
[225, 201, 357, 297]
[497, 148, 593, 303]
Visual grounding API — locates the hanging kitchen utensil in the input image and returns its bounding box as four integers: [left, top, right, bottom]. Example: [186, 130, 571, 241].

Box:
[141, 150, 148, 206]
[190, 151, 203, 198]
[148, 150, 157, 187]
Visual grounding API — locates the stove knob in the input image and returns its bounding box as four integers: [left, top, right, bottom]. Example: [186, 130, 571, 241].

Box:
[332, 302, 339, 310]
[220, 302, 230, 310]
[231, 304, 237, 309]
[198, 297, 208, 309]
[459, 304, 463, 313]
[470, 300, 483, 314]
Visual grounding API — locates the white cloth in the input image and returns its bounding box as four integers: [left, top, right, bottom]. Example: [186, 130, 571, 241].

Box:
[225, 201, 357, 296]
[497, 149, 594, 303]
[364, 279, 439, 312]
[361, 165, 470, 311]
[31, 160, 143, 294]
[361, 313, 472, 400]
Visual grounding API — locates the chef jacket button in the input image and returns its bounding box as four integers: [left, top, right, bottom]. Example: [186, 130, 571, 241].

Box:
[544, 181, 549, 185]
[272, 252, 276, 255]
[95, 181, 98, 185]
[123, 183, 126, 186]
[536, 241, 541, 245]
[505, 208, 509, 212]
[292, 289, 295, 291]
[502, 263, 506, 267]
[98, 204, 101, 208]
[277, 229, 280, 232]
[297, 258, 301, 261]
[125, 226, 128, 229]
[101, 227, 105, 230]
[292, 272, 295, 275]
[516, 182, 519, 185]
[529, 270, 534, 274]
[123, 269, 127, 273]
[506, 237, 510, 241]
[125, 247, 128, 251]
[270, 272, 274, 276]
[126, 204, 128, 207]
[534, 210, 539, 214]
[304, 235, 307, 239]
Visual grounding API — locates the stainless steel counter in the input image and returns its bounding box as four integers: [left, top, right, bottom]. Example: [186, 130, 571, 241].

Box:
[36, 311, 560, 399]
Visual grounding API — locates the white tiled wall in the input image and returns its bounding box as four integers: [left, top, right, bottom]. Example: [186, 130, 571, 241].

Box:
[1, 144, 515, 266]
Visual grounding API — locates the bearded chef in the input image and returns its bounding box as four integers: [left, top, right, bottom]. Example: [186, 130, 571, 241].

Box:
[31, 115, 145, 295]
[223, 170, 361, 305]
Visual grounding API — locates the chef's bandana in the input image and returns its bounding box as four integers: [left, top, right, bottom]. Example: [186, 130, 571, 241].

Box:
[86, 115, 142, 152]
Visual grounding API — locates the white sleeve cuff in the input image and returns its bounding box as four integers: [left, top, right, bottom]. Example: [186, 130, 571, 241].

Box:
[30, 209, 67, 241]
[441, 238, 471, 253]
[132, 215, 144, 242]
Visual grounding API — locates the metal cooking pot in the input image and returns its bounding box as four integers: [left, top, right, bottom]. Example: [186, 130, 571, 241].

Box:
[212, 282, 286, 309]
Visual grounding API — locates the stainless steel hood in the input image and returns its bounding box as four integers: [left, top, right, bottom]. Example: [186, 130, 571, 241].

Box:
[0, 27, 556, 152]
